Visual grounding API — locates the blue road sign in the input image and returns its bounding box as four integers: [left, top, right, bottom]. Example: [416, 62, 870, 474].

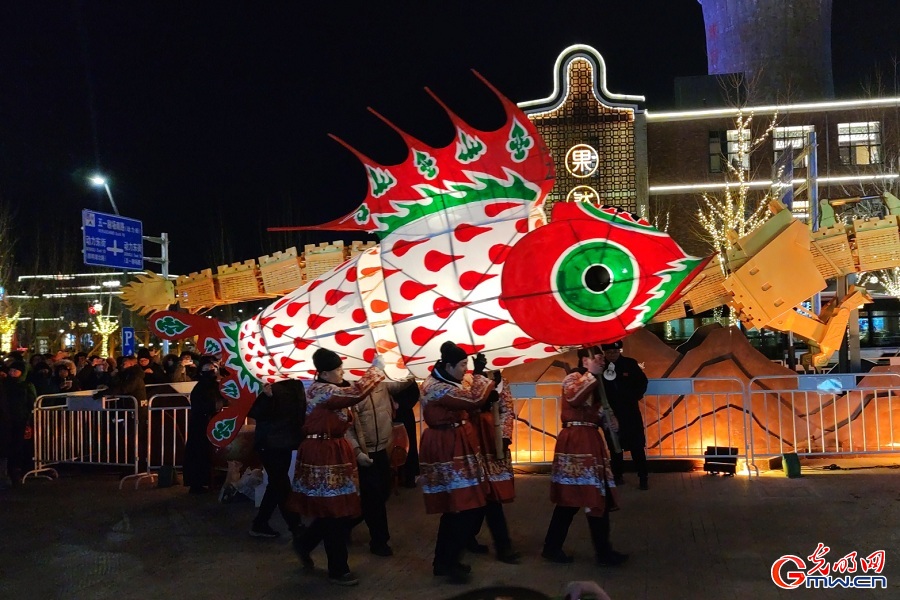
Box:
[122, 327, 136, 357]
[82, 209, 144, 270]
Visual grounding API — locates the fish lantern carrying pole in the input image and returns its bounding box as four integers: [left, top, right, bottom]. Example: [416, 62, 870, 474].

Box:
[149, 72, 707, 447]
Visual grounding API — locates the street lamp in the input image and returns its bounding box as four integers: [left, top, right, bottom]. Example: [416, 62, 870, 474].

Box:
[89, 174, 120, 215]
[88, 173, 172, 355]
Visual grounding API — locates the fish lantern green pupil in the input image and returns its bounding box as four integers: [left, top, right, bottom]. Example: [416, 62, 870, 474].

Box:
[555, 241, 637, 318]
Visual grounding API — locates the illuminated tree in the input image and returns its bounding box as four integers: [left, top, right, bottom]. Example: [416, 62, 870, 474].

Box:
[0, 311, 19, 353]
[697, 73, 779, 274]
[877, 267, 900, 297]
[93, 316, 119, 358]
[0, 201, 12, 294]
[641, 203, 670, 233]
[0, 201, 17, 351]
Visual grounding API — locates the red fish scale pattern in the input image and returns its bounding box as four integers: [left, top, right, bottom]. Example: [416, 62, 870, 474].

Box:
[235, 203, 559, 382]
[382, 201, 559, 378]
[239, 254, 377, 383]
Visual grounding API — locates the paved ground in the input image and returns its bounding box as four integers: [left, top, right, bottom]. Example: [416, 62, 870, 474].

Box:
[1, 459, 899, 599]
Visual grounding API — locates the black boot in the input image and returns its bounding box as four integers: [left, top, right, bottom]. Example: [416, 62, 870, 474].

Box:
[291, 525, 314, 570]
[542, 505, 576, 563]
[433, 562, 472, 584]
[588, 514, 628, 567]
[496, 544, 522, 564]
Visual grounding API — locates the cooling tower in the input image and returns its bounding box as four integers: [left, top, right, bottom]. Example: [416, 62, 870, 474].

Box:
[699, 0, 834, 102]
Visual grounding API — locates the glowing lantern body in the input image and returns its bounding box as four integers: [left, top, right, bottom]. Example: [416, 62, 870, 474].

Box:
[149, 74, 705, 446]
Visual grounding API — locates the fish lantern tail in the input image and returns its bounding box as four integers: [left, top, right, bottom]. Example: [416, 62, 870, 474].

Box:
[149, 311, 258, 447]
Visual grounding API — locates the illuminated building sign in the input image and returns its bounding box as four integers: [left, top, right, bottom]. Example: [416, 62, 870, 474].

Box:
[519, 45, 647, 221]
[566, 185, 600, 205]
[565, 144, 599, 178]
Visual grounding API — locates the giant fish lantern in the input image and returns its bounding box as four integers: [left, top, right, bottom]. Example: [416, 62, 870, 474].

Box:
[149, 72, 707, 446]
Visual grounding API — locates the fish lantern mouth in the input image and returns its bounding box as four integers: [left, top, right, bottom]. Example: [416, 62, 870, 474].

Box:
[500, 202, 708, 347]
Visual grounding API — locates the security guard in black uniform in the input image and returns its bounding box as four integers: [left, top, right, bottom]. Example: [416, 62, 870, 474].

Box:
[600, 340, 650, 490]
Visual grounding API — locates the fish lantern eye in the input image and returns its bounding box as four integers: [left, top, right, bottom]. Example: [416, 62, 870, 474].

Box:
[503, 203, 709, 347]
[553, 241, 638, 320]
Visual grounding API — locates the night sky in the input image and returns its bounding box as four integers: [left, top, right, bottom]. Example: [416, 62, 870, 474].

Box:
[2, 1, 900, 276]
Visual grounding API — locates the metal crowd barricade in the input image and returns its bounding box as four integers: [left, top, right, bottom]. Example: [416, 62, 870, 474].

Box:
[643, 377, 750, 468]
[507, 382, 566, 465]
[509, 377, 752, 473]
[120, 391, 191, 489]
[746, 372, 900, 467]
[24, 392, 139, 482]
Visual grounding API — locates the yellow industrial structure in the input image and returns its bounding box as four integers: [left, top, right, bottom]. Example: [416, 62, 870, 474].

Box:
[653, 193, 900, 367]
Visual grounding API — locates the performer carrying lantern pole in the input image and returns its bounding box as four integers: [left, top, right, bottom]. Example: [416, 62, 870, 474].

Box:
[466, 368, 521, 564]
[541, 346, 628, 567]
[289, 348, 385, 587]
[419, 342, 495, 584]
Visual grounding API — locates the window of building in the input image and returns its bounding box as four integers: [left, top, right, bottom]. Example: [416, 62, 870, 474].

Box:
[727, 129, 750, 171]
[709, 131, 724, 173]
[838, 122, 881, 166]
[709, 129, 750, 173]
[773, 125, 814, 166]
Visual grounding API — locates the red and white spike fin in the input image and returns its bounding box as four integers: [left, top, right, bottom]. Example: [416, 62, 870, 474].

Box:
[367, 107, 432, 153]
[266, 74, 555, 240]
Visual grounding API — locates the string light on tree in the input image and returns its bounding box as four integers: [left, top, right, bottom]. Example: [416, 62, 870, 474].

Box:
[877, 268, 900, 297]
[697, 109, 777, 271]
[0, 311, 19, 353]
[93, 316, 119, 358]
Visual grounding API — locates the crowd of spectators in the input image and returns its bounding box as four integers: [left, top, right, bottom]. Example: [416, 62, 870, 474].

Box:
[0, 345, 203, 489]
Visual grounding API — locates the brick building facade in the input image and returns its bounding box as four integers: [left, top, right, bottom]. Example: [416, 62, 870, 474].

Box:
[521, 45, 900, 262]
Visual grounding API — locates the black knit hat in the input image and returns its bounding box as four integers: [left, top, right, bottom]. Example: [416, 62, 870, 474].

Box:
[576, 345, 601, 361]
[440, 341, 467, 366]
[312, 348, 342, 372]
[8, 360, 27, 373]
[137, 347, 152, 359]
[600, 340, 623, 351]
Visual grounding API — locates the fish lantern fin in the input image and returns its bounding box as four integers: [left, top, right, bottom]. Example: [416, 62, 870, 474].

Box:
[268, 71, 554, 239]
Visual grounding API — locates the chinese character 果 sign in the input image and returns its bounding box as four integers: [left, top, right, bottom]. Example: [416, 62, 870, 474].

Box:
[82, 209, 144, 270]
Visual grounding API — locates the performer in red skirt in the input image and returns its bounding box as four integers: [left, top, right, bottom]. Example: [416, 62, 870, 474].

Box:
[541, 346, 628, 567]
[467, 369, 521, 563]
[290, 348, 385, 586]
[419, 342, 494, 583]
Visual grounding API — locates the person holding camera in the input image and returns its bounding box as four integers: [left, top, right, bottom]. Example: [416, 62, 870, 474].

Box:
[171, 351, 198, 383]
[137, 348, 166, 385]
[419, 342, 495, 584]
